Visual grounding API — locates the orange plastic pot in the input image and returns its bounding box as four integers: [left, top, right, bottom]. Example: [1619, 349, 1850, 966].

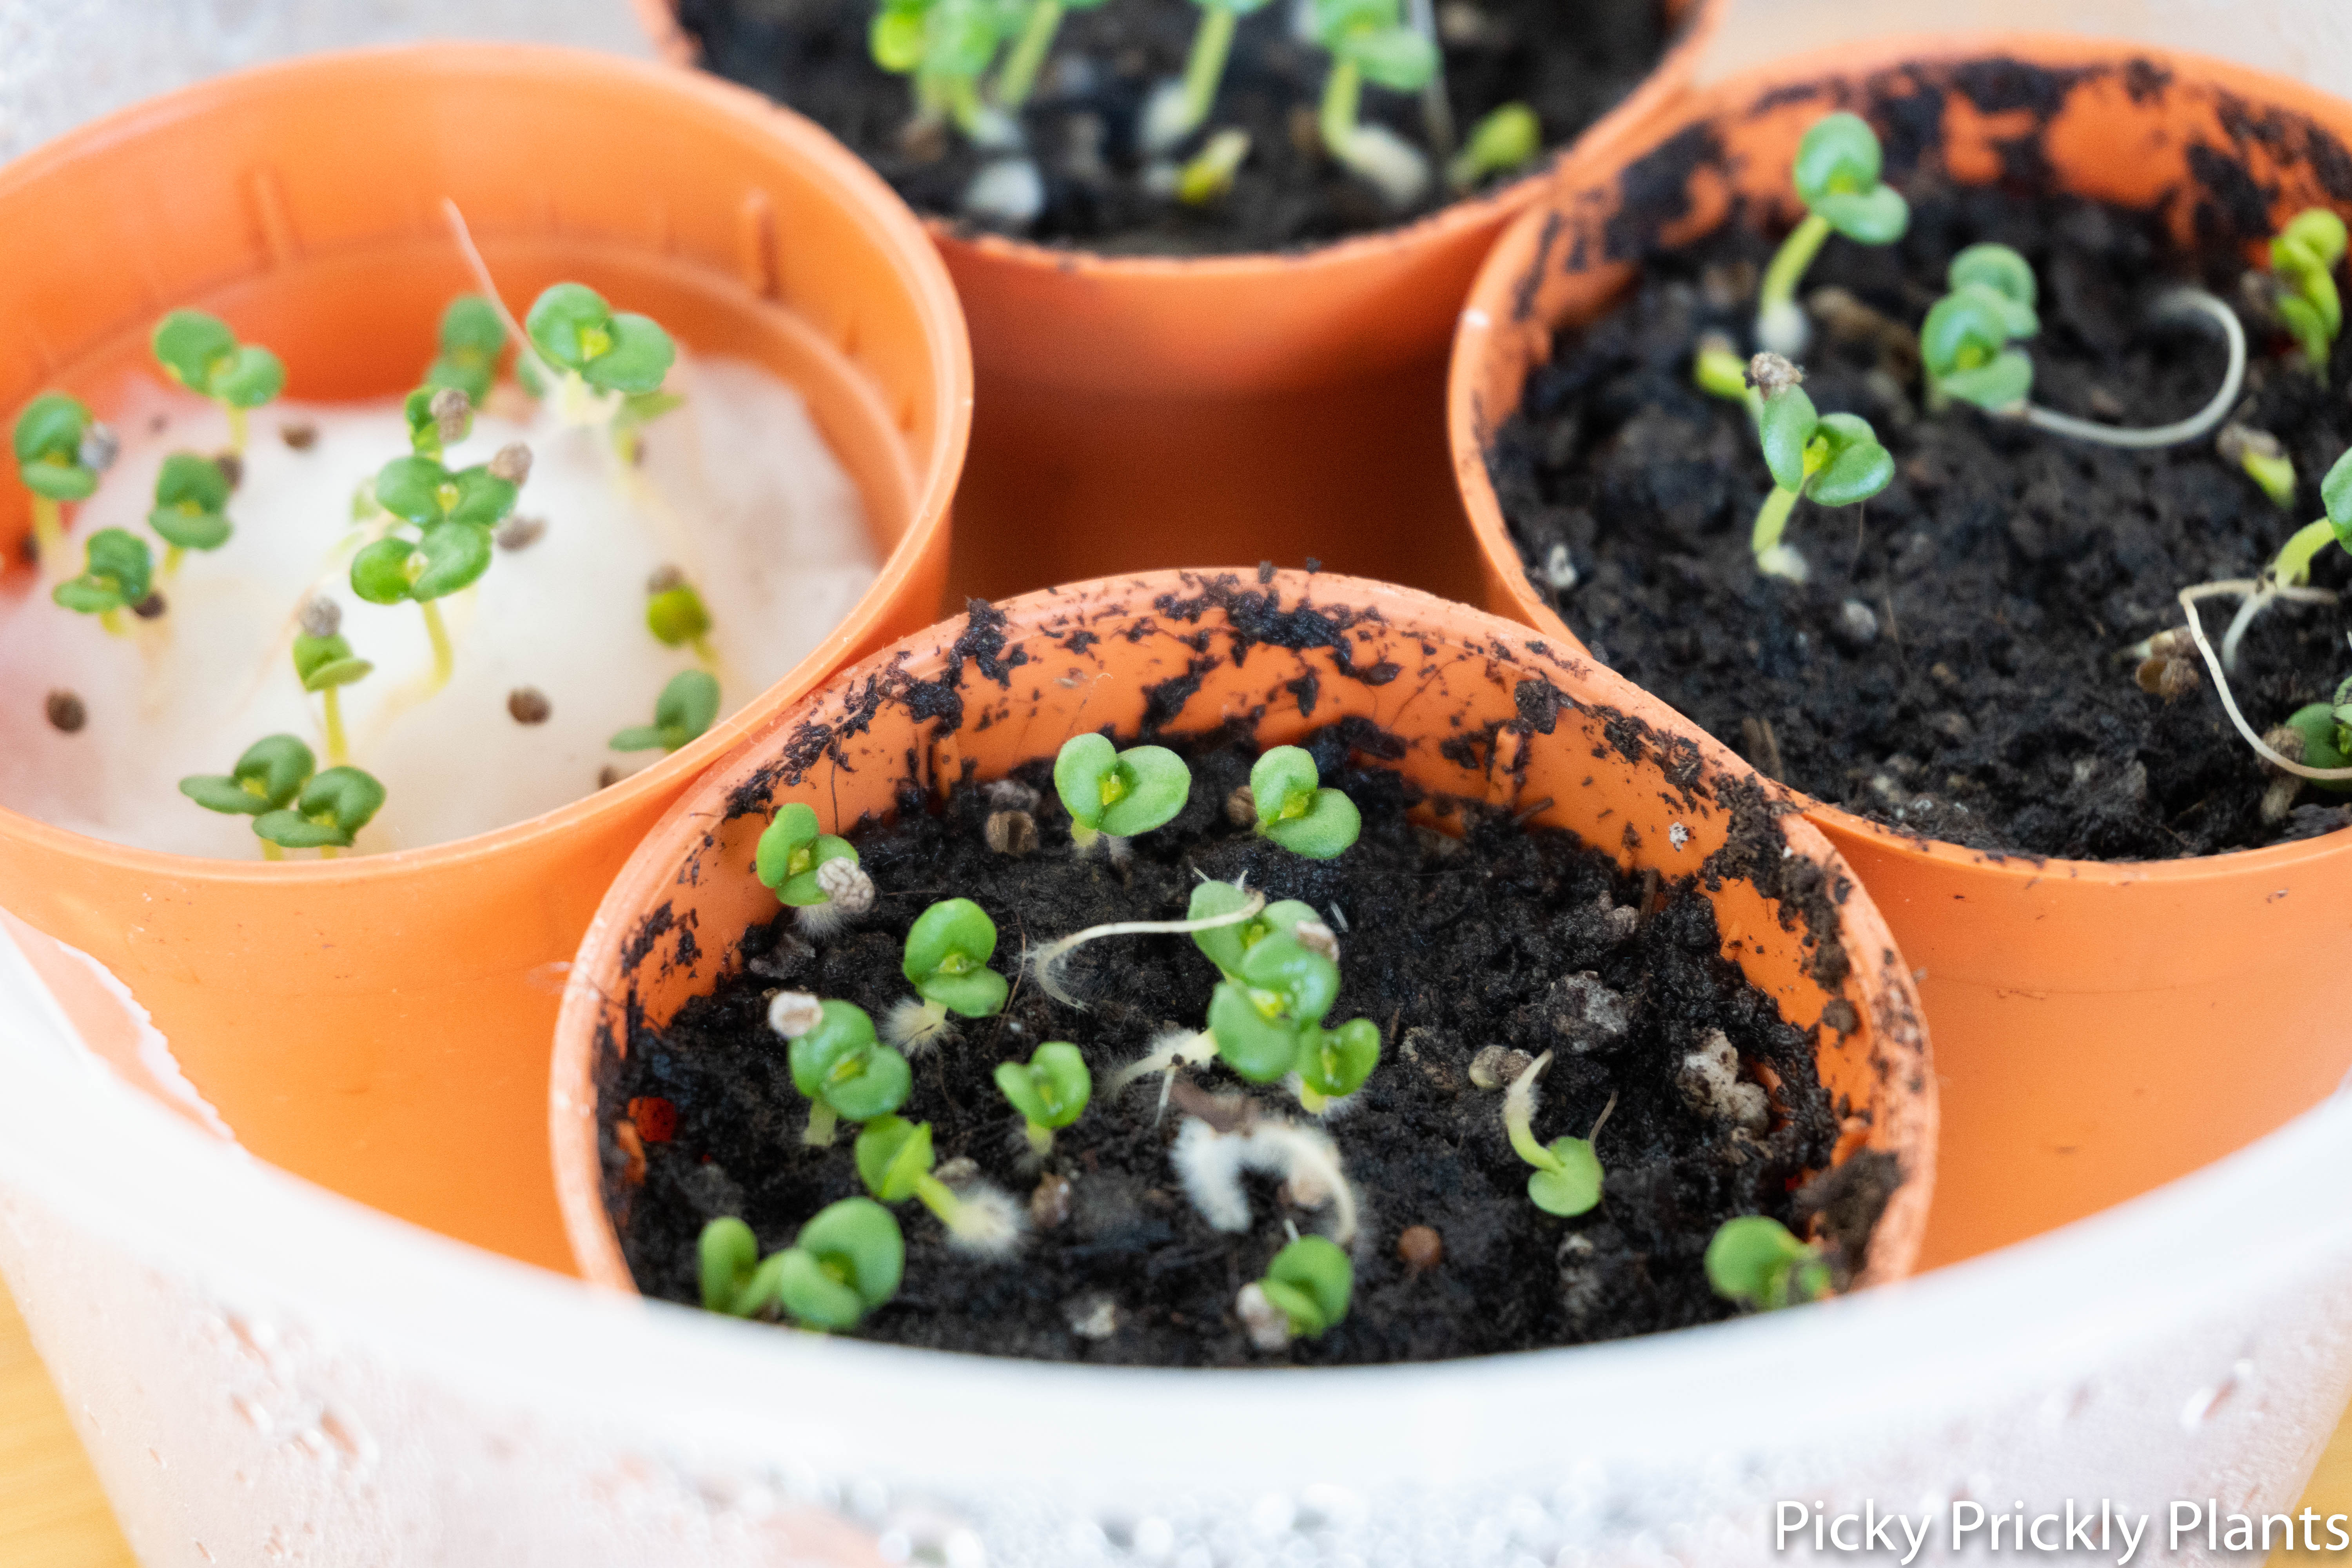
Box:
[1447, 35, 2352, 1270]
[0, 44, 971, 1273]
[552, 568, 1936, 1301]
[637, 0, 1721, 606]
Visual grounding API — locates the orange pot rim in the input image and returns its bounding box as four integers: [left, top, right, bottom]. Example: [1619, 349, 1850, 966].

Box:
[631, 0, 1726, 282]
[1446, 29, 2352, 895]
[0, 40, 974, 889]
[554, 567, 1935, 1301]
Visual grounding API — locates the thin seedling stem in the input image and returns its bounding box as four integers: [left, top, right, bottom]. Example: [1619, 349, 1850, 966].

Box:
[29, 496, 63, 576]
[2176, 580, 2352, 780]
[1029, 889, 1268, 1007]
[1407, 0, 1455, 160]
[2017, 290, 2244, 450]
[440, 199, 563, 394]
[323, 686, 349, 766]
[420, 599, 455, 692]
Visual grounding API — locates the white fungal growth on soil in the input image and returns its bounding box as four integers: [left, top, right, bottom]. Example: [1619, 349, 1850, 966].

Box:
[0, 357, 874, 857]
[1171, 1114, 1359, 1244]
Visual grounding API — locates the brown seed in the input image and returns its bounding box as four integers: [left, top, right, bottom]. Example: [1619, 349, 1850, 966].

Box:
[212, 452, 243, 490]
[597, 764, 623, 789]
[1397, 1225, 1443, 1272]
[1746, 352, 1804, 398]
[645, 563, 686, 595]
[613, 1119, 647, 1187]
[487, 443, 532, 486]
[44, 690, 85, 733]
[1468, 1045, 1534, 1092]
[298, 595, 341, 639]
[985, 809, 1038, 856]
[494, 515, 546, 552]
[279, 420, 319, 451]
[131, 591, 167, 620]
[1224, 785, 1256, 826]
[507, 686, 552, 725]
[1031, 1172, 1073, 1230]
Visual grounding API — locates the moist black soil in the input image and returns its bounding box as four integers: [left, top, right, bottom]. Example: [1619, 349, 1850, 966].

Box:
[1489, 183, 2352, 860]
[610, 731, 1887, 1366]
[675, 0, 1668, 254]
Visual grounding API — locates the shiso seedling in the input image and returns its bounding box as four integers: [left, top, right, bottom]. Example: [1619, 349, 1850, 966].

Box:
[1705, 1214, 1831, 1310]
[611, 670, 722, 756]
[51, 528, 155, 632]
[1309, 0, 1441, 209]
[1918, 243, 2245, 449]
[1755, 113, 1911, 356]
[993, 1040, 1092, 1155]
[148, 452, 235, 574]
[1236, 1234, 1354, 1351]
[350, 445, 530, 693]
[180, 733, 386, 860]
[1745, 354, 1893, 582]
[888, 897, 1009, 1051]
[1447, 102, 1540, 193]
[1052, 731, 1192, 849]
[2265, 207, 2347, 376]
[1501, 1051, 1604, 1216]
[12, 393, 111, 570]
[870, 0, 1017, 149]
[1248, 744, 1361, 858]
[856, 1113, 1025, 1255]
[696, 1201, 904, 1328]
[151, 310, 284, 456]
[292, 598, 374, 766]
[773, 995, 912, 1147]
[404, 385, 474, 462]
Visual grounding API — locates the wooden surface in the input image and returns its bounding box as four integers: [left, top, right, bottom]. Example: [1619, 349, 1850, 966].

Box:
[2, 1280, 2348, 1565]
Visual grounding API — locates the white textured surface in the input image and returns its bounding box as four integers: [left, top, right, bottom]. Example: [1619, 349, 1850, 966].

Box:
[1, 926, 2348, 1566]
[0, 0, 648, 163]
[0, 358, 873, 856]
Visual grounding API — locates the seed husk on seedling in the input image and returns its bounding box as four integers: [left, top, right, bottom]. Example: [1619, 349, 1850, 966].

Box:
[1501, 1051, 1604, 1216]
[993, 1040, 1092, 1155]
[1755, 113, 1910, 356]
[2219, 423, 2298, 510]
[1052, 731, 1192, 848]
[424, 295, 508, 407]
[13, 393, 110, 570]
[611, 670, 722, 755]
[151, 310, 284, 455]
[1746, 355, 1893, 583]
[52, 528, 155, 633]
[1705, 1214, 1832, 1310]
[1238, 1234, 1354, 1350]
[856, 1113, 1025, 1255]
[780, 996, 913, 1147]
[148, 451, 236, 574]
[405, 386, 474, 461]
[888, 897, 1008, 1052]
[697, 1201, 905, 1329]
[2265, 207, 2347, 376]
[1249, 744, 1361, 858]
[292, 598, 374, 766]
[1310, 0, 1441, 208]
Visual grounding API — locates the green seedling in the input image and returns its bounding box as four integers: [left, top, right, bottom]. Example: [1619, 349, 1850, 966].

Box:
[993, 0, 1110, 112]
[2212, 445, 2352, 673]
[1178, 129, 1252, 206]
[611, 670, 721, 755]
[1206, 931, 1382, 1108]
[425, 295, 507, 407]
[1311, 0, 1440, 208]
[993, 1040, 1091, 1155]
[151, 310, 283, 454]
[2220, 424, 2298, 510]
[1920, 243, 2039, 414]
[1188, 880, 1326, 980]
[404, 385, 474, 461]
[872, 0, 1014, 147]
[697, 1201, 904, 1329]
[889, 897, 1008, 1051]
[2259, 673, 2352, 822]
[645, 571, 717, 664]
[1151, 0, 1276, 148]
[52, 528, 154, 632]
[780, 997, 912, 1147]
[181, 734, 385, 860]
[755, 800, 860, 903]
[1501, 1051, 1603, 1216]
[350, 449, 527, 691]
[148, 452, 234, 572]
[1755, 113, 1909, 356]
[1746, 356, 1892, 582]
[857, 1114, 1025, 1254]
[523, 283, 678, 427]
[13, 393, 107, 568]
[1249, 744, 1361, 858]
[2267, 207, 2347, 376]
[292, 599, 373, 766]
[1706, 1214, 1831, 1310]
[1239, 1234, 1354, 1350]
[1448, 102, 1539, 193]
[1052, 731, 1192, 847]
[1292, 1016, 1381, 1113]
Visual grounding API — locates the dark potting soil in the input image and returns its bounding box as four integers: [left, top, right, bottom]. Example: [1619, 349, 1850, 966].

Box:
[612, 731, 1890, 1366]
[1488, 183, 2352, 860]
[675, 0, 1668, 254]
